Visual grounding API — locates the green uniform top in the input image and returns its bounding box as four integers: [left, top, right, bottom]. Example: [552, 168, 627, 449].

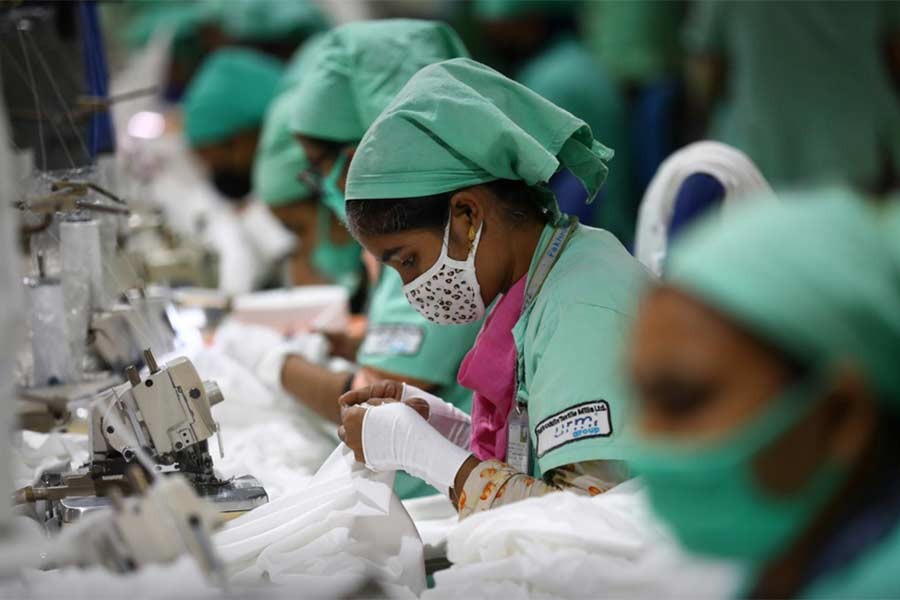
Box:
[516, 35, 633, 244]
[803, 521, 900, 598]
[686, 1, 900, 191]
[582, 0, 683, 84]
[358, 267, 481, 497]
[514, 222, 651, 475]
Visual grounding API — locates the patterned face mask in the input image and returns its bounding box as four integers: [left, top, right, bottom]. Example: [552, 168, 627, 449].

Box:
[403, 220, 485, 325]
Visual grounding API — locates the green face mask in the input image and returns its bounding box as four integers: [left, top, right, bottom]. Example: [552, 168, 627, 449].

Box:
[311, 201, 362, 294]
[630, 375, 847, 565]
[321, 151, 348, 222]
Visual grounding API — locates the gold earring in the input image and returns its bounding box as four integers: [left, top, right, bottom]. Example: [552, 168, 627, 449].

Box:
[468, 225, 476, 251]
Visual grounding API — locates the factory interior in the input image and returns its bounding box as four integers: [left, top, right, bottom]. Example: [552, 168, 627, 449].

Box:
[0, 1, 899, 598]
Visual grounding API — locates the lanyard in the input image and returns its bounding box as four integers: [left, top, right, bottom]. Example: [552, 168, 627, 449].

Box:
[522, 216, 579, 311]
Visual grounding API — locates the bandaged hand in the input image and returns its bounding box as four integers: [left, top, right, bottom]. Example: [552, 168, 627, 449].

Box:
[339, 402, 472, 494]
[338, 382, 471, 448]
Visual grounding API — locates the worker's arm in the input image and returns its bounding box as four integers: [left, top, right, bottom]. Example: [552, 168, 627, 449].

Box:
[338, 403, 623, 519]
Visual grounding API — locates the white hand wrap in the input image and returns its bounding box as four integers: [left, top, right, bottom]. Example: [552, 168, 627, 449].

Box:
[401, 384, 471, 449]
[361, 402, 472, 495]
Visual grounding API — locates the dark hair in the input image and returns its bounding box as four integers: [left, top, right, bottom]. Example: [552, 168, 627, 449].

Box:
[346, 179, 549, 237]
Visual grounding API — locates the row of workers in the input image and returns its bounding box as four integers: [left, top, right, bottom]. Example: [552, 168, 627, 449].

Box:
[173, 16, 900, 599]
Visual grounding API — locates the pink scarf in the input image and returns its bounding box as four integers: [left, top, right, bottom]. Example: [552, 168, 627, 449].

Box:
[457, 276, 527, 461]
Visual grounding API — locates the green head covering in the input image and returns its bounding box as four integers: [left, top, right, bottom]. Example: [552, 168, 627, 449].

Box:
[278, 33, 328, 93]
[253, 89, 312, 206]
[183, 48, 283, 147]
[218, 0, 328, 43]
[473, 0, 576, 21]
[288, 19, 469, 143]
[125, 0, 218, 48]
[667, 188, 900, 405]
[345, 57, 614, 224]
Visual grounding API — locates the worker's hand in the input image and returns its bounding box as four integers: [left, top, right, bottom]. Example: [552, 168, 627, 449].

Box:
[321, 331, 363, 362]
[337, 405, 367, 463]
[338, 379, 430, 421]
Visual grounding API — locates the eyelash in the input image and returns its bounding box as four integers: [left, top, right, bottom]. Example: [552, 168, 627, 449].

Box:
[401, 256, 415, 268]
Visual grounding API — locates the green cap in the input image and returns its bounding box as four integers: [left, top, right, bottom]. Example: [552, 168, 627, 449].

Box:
[668, 188, 900, 405]
[183, 47, 283, 147]
[218, 0, 328, 42]
[253, 89, 312, 206]
[345, 58, 613, 224]
[288, 19, 469, 143]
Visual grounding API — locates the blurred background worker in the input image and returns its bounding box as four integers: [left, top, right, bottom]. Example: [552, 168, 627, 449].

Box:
[628, 191, 900, 598]
[684, 0, 900, 195]
[252, 86, 366, 310]
[247, 19, 482, 499]
[182, 47, 296, 294]
[472, 0, 633, 247]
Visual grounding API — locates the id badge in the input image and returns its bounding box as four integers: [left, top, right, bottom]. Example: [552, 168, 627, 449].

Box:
[506, 403, 533, 475]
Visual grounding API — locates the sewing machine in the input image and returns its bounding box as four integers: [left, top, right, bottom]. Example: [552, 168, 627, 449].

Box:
[16, 349, 268, 529]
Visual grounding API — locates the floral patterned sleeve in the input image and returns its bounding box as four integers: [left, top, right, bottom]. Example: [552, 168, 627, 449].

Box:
[456, 459, 628, 520]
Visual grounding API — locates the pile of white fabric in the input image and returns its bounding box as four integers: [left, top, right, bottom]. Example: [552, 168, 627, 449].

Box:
[425, 479, 741, 599]
[216, 445, 426, 598]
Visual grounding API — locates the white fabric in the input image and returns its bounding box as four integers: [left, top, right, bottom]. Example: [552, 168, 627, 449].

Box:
[213, 319, 331, 398]
[401, 384, 471, 449]
[362, 403, 471, 495]
[635, 141, 775, 276]
[402, 221, 485, 325]
[215, 444, 425, 597]
[424, 479, 741, 599]
[238, 201, 296, 266]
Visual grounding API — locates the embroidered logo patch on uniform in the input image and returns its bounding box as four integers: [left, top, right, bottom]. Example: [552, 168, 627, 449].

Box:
[359, 325, 425, 356]
[534, 400, 612, 457]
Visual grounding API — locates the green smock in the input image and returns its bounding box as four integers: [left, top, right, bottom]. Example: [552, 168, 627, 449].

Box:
[288, 19, 468, 143]
[802, 523, 900, 598]
[183, 48, 283, 147]
[359, 268, 481, 497]
[516, 35, 633, 243]
[515, 222, 650, 474]
[581, 0, 683, 84]
[685, 1, 900, 191]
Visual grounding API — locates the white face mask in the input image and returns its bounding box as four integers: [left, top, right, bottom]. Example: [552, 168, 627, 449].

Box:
[403, 220, 485, 325]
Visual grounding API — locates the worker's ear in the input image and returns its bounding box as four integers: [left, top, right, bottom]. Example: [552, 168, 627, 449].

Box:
[823, 364, 878, 466]
[446, 189, 484, 260]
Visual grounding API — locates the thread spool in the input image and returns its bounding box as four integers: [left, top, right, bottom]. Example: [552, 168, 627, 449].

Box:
[26, 276, 73, 386]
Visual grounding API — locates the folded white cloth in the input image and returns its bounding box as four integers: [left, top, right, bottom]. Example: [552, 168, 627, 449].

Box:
[215, 444, 426, 597]
[424, 478, 741, 599]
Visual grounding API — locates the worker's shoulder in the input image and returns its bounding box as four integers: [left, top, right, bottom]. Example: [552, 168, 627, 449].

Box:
[538, 223, 651, 315]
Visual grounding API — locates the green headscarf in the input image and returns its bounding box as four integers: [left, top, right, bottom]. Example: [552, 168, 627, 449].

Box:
[253, 89, 311, 207]
[345, 58, 614, 224]
[667, 188, 900, 405]
[278, 33, 328, 94]
[183, 48, 283, 147]
[218, 0, 328, 43]
[124, 0, 218, 48]
[288, 19, 469, 143]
